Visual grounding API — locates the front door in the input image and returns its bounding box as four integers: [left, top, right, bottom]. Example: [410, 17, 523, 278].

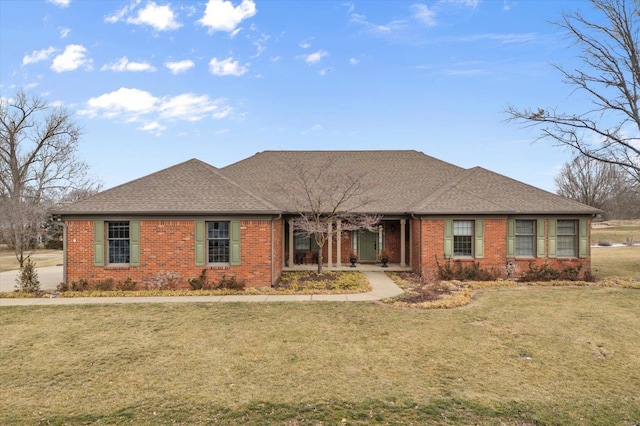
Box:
[359, 230, 378, 261]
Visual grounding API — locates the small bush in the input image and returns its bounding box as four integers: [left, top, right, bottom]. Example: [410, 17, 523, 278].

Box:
[15, 257, 41, 293]
[625, 236, 637, 246]
[70, 279, 89, 292]
[597, 240, 612, 246]
[93, 278, 115, 291]
[116, 278, 137, 291]
[217, 274, 245, 290]
[146, 271, 182, 290]
[56, 282, 69, 292]
[520, 262, 585, 282]
[188, 269, 212, 290]
[435, 257, 498, 281]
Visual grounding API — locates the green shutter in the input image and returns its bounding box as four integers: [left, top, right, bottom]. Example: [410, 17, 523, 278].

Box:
[195, 221, 206, 266]
[94, 221, 104, 266]
[536, 219, 546, 258]
[475, 220, 484, 259]
[444, 220, 453, 259]
[548, 219, 557, 258]
[506, 219, 515, 258]
[230, 220, 241, 266]
[130, 221, 140, 266]
[579, 218, 589, 258]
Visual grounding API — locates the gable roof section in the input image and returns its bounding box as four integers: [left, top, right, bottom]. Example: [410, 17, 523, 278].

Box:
[221, 150, 465, 213]
[52, 159, 279, 215]
[411, 167, 602, 215]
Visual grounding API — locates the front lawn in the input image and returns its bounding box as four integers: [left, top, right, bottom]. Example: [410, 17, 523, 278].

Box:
[1, 288, 639, 425]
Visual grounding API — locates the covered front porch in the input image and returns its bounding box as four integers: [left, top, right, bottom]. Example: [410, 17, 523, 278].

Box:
[283, 216, 413, 270]
[283, 263, 412, 272]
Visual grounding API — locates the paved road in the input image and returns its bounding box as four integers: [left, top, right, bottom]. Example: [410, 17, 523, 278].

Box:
[0, 265, 63, 292]
[0, 271, 404, 306]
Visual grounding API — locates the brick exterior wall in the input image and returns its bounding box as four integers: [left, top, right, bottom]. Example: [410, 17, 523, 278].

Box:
[417, 217, 592, 281]
[65, 218, 278, 288]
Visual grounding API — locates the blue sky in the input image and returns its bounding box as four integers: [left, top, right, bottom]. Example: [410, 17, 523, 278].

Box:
[1, 0, 598, 192]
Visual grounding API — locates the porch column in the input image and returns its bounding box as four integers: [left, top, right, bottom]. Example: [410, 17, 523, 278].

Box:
[288, 218, 294, 267]
[327, 220, 333, 268]
[336, 220, 342, 267]
[400, 219, 407, 267]
[378, 225, 383, 256]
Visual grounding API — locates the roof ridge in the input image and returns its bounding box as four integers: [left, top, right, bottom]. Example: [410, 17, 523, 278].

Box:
[408, 167, 475, 210]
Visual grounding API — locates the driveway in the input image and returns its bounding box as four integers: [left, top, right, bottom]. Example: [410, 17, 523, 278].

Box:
[0, 265, 63, 292]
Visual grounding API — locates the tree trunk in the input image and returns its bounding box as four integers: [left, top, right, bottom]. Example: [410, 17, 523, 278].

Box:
[317, 250, 323, 274]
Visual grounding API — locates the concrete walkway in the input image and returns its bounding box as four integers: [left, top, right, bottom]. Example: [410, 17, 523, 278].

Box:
[0, 271, 404, 306]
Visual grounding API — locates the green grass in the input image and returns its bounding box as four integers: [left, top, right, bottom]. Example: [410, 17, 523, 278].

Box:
[2, 288, 639, 425]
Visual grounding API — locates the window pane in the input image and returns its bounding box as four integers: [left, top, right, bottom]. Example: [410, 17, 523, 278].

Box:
[515, 220, 535, 256]
[207, 221, 230, 263]
[558, 220, 576, 235]
[107, 222, 130, 264]
[208, 222, 229, 239]
[454, 221, 473, 236]
[454, 236, 472, 256]
[108, 240, 130, 263]
[208, 239, 229, 263]
[294, 233, 310, 250]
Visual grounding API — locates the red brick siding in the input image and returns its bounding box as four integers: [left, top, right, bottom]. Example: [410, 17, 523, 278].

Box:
[417, 217, 592, 280]
[65, 219, 275, 288]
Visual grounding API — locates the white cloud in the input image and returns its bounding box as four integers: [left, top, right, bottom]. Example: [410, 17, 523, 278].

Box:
[304, 50, 328, 65]
[101, 57, 157, 72]
[302, 124, 322, 135]
[23, 47, 56, 65]
[128, 1, 181, 31]
[350, 13, 406, 35]
[209, 57, 248, 76]
[349, 57, 359, 65]
[47, 0, 70, 7]
[199, 0, 256, 33]
[446, 0, 481, 8]
[79, 88, 233, 134]
[319, 68, 332, 76]
[299, 41, 311, 49]
[165, 59, 195, 74]
[411, 4, 437, 27]
[81, 88, 159, 118]
[105, 2, 138, 24]
[215, 128, 230, 135]
[140, 121, 167, 135]
[59, 27, 71, 38]
[51, 44, 91, 72]
[158, 93, 228, 121]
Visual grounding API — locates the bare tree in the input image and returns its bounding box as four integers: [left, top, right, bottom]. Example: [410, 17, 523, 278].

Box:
[507, 0, 640, 185]
[555, 156, 639, 218]
[285, 159, 380, 273]
[0, 89, 94, 266]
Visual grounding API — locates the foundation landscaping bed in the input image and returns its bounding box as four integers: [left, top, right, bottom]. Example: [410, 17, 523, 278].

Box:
[0, 270, 370, 298]
[385, 268, 640, 309]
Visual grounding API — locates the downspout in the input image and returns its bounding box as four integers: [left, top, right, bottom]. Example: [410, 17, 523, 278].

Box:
[411, 213, 421, 276]
[62, 219, 67, 285]
[271, 214, 282, 287]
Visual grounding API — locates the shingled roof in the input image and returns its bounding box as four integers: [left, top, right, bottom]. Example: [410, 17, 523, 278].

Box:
[54, 150, 600, 216]
[52, 159, 279, 215]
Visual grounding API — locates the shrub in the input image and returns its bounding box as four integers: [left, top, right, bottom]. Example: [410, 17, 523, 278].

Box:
[70, 279, 89, 292]
[217, 274, 245, 290]
[597, 240, 612, 246]
[146, 271, 182, 290]
[520, 262, 585, 282]
[15, 257, 41, 293]
[625, 236, 637, 246]
[56, 282, 69, 292]
[435, 257, 498, 281]
[116, 278, 137, 291]
[93, 278, 115, 291]
[188, 269, 211, 290]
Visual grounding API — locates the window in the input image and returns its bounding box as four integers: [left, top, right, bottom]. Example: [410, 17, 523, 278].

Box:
[557, 220, 577, 257]
[515, 220, 535, 257]
[453, 220, 473, 257]
[108, 221, 130, 264]
[208, 221, 230, 263]
[294, 232, 311, 250]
